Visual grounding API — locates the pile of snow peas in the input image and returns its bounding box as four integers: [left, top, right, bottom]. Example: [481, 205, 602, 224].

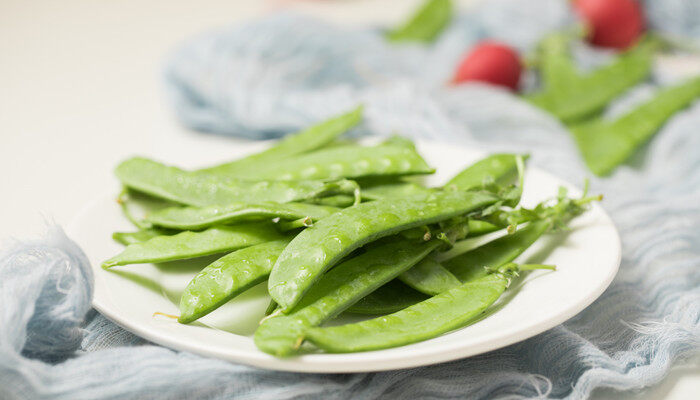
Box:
[104, 106, 599, 355]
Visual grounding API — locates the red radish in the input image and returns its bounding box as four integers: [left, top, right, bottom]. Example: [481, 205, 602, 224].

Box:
[574, 0, 645, 50]
[452, 41, 522, 91]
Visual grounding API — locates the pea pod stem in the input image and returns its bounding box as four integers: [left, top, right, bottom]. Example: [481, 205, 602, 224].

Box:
[444, 188, 598, 281]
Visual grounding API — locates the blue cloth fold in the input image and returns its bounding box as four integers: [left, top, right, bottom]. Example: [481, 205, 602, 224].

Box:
[2, 0, 700, 399]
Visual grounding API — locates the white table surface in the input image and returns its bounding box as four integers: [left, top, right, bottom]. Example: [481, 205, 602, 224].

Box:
[0, 0, 697, 398]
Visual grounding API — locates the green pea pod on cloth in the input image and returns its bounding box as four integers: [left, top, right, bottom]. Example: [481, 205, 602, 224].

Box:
[571, 76, 700, 176]
[527, 35, 658, 123]
[386, 0, 453, 43]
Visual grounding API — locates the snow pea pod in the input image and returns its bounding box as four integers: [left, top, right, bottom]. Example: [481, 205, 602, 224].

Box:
[360, 153, 524, 201]
[397, 257, 460, 296]
[305, 264, 550, 353]
[255, 237, 439, 356]
[535, 33, 579, 94]
[444, 219, 551, 282]
[346, 280, 429, 314]
[179, 239, 292, 323]
[387, 0, 452, 43]
[572, 75, 700, 176]
[445, 153, 524, 191]
[443, 188, 599, 281]
[112, 228, 167, 246]
[466, 219, 502, 237]
[393, 153, 525, 294]
[116, 157, 358, 206]
[102, 223, 285, 268]
[214, 144, 434, 181]
[197, 106, 363, 175]
[359, 178, 434, 201]
[309, 195, 356, 208]
[401, 187, 596, 295]
[146, 202, 340, 231]
[528, 36, 657, 123]
[268, 190, 499, 311]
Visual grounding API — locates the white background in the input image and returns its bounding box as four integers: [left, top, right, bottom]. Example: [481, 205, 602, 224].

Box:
[0, 0, 697, 398]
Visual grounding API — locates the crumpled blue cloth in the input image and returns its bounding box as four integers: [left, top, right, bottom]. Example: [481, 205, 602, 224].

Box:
[2, 0, 700, 399]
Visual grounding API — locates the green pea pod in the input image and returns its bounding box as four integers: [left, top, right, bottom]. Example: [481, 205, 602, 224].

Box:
[305, 264, 553, 353]
[112, 229, 167, 246]
[401, 187, 597, 295]
[528, 36, 657, 123]
[359, 178, 434, 201]
[394, 153, 526, 295]
[305, 272, 507, 353]
[572, 76, 700, 176]
[346, 280, 429, 314]
[268, 190, 499, 311]
[444, 219, 551, 281]
[116, 157, 358, 206]
[381, 135, 417, 149]
[443, 186, 602, 281]
[198, 106, 363, 175]
[117, 189, 174, 230]
[179, 239, 292, 323]
[255, 237, 439, 356]
[445, 153, 525, 191]
[386, 0, 453, 43]
[535, 33, 579, 94]
[146, 202, 340, 230]
[212, 144, 434, 181]
[102, 223, 285, 268]
[308, 194, 357, 208]
[466, 219, 502, 237]
[397, 258, 461, 296]
[360, 153, 525, 202]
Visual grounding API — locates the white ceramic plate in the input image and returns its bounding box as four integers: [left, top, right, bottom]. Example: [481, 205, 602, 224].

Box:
[67, 141, 621, 373]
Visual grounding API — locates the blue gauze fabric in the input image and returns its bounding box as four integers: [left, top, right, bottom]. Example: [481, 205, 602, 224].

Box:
[2, 0, 700, 399]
